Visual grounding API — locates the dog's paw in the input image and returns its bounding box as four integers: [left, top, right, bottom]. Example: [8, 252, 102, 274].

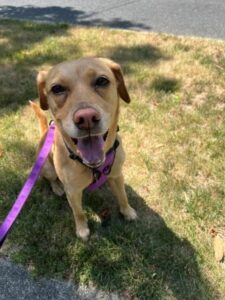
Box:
[76, 226, 90, 241]
[120, 206, 137, 221]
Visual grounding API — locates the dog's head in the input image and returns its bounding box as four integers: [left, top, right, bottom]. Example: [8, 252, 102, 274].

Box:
[37, 57, 130, 168]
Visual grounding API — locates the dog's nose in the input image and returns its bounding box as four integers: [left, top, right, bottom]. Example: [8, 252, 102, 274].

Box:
[73, 108, 101, 130]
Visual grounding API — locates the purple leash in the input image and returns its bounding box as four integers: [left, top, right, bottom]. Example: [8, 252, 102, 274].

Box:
[0, 121, 118, 247]
[0, 123, 55, 247]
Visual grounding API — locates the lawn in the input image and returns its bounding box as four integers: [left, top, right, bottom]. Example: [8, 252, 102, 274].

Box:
[1, 19, 225, 299]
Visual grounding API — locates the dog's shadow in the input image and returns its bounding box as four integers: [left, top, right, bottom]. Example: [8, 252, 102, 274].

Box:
[1, 178, 215, 299]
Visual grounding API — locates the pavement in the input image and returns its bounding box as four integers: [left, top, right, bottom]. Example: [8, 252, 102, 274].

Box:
[0, 0, 225, 39]
[0, 258, 123, 300]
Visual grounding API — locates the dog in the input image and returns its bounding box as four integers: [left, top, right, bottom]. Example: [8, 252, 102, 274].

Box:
[31, 57, 137, 241]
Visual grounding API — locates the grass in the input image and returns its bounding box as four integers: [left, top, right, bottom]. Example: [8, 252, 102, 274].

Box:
[1, 19, 225, 299]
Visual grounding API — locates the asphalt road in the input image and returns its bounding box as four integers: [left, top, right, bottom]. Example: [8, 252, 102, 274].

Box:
[0, 0, 225, 39]
[0, 257, 122, 299]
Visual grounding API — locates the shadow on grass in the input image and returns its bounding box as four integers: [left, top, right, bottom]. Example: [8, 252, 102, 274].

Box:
[0, 19, 168, 114]
[0, 20, 80, 111]
[110, 45, 166, 65]
[0, 157, 216, 299]
[151, 76, 181, 93]
[0, 20, 69, 61]
[0, 6, 151, 31]
[0, 139, 36, 210]
[108, 44, 170, 76]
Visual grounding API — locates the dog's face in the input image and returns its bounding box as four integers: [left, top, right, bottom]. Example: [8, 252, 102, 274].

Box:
[37, 58, 130, 167]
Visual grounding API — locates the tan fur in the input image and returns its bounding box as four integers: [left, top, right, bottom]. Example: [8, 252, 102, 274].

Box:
[29, 101, 48, 135]
[33, 57, 137, 241]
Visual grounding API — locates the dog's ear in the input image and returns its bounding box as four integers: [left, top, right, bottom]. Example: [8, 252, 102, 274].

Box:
[37, 70, 49, 110]
[100, 58, 130, 103]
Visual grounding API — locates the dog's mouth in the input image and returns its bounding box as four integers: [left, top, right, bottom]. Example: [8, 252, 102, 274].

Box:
[72, 134, 107, 168]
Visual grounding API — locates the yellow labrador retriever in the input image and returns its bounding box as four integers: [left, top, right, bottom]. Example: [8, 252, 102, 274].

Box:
[31, 57, 137, 240]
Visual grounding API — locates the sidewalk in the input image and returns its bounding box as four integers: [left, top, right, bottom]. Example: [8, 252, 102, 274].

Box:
[0, 258, 122, 300]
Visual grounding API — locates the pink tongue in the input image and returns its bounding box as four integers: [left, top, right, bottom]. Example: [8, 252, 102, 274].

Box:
[77, 136, 104, 165]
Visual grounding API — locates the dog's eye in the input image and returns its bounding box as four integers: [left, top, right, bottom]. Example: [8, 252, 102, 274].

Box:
[95, 76, 110, 88]
[51, 84, 67, 95]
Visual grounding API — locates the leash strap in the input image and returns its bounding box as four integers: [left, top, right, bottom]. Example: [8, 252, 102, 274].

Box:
[0, 123, 55, 247]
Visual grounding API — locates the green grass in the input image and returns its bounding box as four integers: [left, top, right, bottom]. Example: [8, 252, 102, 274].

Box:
[1, 19, 225, 299]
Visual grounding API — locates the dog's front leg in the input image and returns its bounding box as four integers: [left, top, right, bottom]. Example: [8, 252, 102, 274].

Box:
[108, 175, 137, 220]
[66, 189, 90, 241]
